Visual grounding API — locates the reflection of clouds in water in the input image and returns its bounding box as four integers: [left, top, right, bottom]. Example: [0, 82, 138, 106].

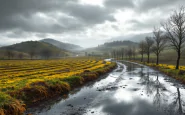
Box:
[98, 98, 166, 115]
[114, 89, 134, 103]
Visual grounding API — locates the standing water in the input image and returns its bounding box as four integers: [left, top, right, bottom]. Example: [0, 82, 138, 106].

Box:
[26, 61, 185, 115]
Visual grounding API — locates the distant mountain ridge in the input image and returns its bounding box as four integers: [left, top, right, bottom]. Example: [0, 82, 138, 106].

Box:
[102, 40, 138, 47]
[84, 40, 138, 54]
[40, 38, 83, 51]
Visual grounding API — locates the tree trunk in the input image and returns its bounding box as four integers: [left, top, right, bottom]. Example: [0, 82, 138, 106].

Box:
[177, 88, 182, 114]
[122, 53, 123, 60]
[147, 52, 150, 63]
[156, 53, 159, 65]
[141, 54, 143, 62]
[176, 50, 181, 69]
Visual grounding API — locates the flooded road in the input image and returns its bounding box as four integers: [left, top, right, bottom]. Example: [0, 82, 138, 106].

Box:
[27, 61, 185, 115]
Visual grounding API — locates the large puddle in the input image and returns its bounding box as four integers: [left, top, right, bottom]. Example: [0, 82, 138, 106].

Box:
[26, 61, 185, 115]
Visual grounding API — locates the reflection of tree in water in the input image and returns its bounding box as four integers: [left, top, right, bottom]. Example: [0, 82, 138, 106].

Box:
[138, 66, 144, 78]
[152, 73, 185, 114]
[138, 66, 185, 114]
[126, 62, 135, 72]
[153, 73, 161, 109]
[153, 73, 167, 111]
[139, 68, 155, 94]
[168, 87, 185, 115]
[139, 68, 167, 111]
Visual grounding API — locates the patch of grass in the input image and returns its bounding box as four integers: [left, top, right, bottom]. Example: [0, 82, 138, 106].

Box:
[0, 92, 12, 106]
[61, 76, 84, 88]
[0, 92, 25, 115]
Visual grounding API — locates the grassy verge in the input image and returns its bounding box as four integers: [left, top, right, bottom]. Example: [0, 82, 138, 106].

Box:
[145, 63, 185, 83]
[129, 60, 185, 84]
[0, 92, 25, 115]
[0, 61, 116, 115]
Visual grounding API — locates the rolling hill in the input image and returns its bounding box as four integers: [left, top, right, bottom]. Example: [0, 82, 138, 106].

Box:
[0, 41, 70, 59]
[40, 38, 83, 51]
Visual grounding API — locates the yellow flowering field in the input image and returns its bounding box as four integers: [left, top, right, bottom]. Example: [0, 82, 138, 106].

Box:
[0, 58, 116, 115]
[147, 63, 185, 70]
[0, 58, 112, 92]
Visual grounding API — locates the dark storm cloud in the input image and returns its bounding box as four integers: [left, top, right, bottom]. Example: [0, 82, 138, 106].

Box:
[64, 3, 115, 24]
[0, 0, 75, 32]
[104, 0, 134, 9]
[0, 0, 115, 33]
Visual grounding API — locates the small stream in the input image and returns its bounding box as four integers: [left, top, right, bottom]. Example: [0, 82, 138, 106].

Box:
[26, 61, 185, 115]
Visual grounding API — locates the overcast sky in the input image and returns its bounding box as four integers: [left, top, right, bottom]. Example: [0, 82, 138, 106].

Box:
[0, 0, 184, 48]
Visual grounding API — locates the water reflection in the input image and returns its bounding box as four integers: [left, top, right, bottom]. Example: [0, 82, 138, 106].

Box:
[168, 87, 185, 115]
[153, 73, 168, 112]
[27, 61, 185, 115]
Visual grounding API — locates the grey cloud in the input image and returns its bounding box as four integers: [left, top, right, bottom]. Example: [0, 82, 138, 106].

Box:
[136, 0, 185, 12]
[0, 0, 76, 32]
[104, 0, 134, 9]
[127, 14, 167, 31]
[1, 0, 185, 47]
[0, 0, 115, 34]
[128, 19, 155, 30]
[5, 30, 28, 38]
[104, 0, 185, 13]
[0, 14, 64, 33]
[109, 32, 153, 43]
[65, 3, 116, 24]
[0, 0, 74, 16]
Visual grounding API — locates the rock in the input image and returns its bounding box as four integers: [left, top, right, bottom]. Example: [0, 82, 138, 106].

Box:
[67, 104, 73, 107]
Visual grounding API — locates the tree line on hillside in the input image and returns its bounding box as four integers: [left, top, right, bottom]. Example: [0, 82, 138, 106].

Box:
[103, 41, 137, 47]
[111, 6, 185, 70]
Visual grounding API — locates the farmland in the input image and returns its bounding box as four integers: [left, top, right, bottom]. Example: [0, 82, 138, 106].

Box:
[0, 58, 116, 115]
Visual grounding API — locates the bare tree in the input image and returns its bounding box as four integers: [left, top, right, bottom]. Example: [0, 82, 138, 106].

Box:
[18, 53, 24, 59]
[85, 52, 88, 56]
[29, 49, 36, 59]
[152, 27, 167, 65]
[10, 52, 14, 59]
[161, 6, 185, 69]
[144, 37, 154, 63]
[117, 49, 123, 60]
[121, 48, 124, 60]
[124, 49, 128, 60]
[5, 50, 14, 59]
[111, 50, 116, 59]
[41, 49, 52, 59]
[127, 47, 132, 60]
[139, 40, 145, 62]
[5, 50, 11, 59]
[132, 46, 136, 60]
